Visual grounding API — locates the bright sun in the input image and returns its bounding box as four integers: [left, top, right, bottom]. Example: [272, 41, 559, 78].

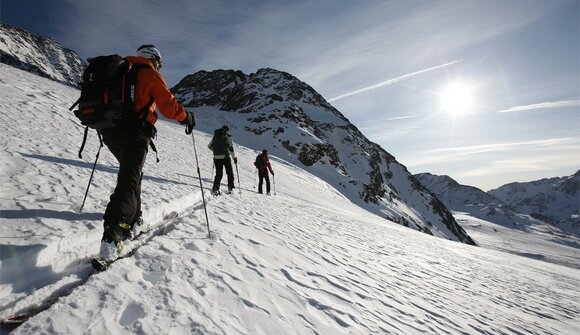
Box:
[439, 81, 475, 116]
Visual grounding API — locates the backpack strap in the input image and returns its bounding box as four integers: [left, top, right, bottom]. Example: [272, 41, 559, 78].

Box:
[149, 140, 159, 163]
[69, 98, 80, 111]
[78, 126, 89, 159]
[127, 62, 159, 162]
[124, 61, 155, 120]
[137, 96, 155, 119]
[78, 124, 159, 163]
[78, 127, 103, 159]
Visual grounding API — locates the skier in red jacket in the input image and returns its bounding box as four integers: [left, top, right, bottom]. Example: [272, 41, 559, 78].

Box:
[254, 149, 274, 195]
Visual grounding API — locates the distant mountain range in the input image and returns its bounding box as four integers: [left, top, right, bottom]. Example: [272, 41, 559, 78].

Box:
[489, 170, 580, 233]
[416, 171, 579, 236]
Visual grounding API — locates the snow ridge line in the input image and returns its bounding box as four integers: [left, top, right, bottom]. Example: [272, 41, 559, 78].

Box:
[1, 193, 208, 326]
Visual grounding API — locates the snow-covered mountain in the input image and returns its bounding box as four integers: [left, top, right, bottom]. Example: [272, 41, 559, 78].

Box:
[2, 62, 580, 335]
[415, 172, 546, 227]
[0, 23, 84, 87]
[489, 170, 580, 234]
[171, 69, 475, 245]
[415, 172, 580, 267]
[416, 173, 501, 208]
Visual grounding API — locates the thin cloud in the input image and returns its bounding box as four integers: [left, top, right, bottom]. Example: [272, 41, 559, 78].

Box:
[327, 60, 462, 102]
[496, 100, 580, 113]
[403, 137, 580, 167]
[361, 123, 421, 141]
[360, 115, 420, 123]
[428, 137, 577, 154]
[386, 115, 421, 121]
[459, 155, 580, 178]
[358, 114, 421, 140]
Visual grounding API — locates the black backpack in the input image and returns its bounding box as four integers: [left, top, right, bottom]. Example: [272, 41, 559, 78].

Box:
[254, 154, 266, 169]
[70, 54, 153, 130]
[211, 128, 229, 155]
[69, 55, 154, 158]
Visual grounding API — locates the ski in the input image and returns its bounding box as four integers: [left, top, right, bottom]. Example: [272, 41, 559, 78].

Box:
[89, 257, 109, 272]
[1, 211, 183, 325]
[89, 211, 179, 272]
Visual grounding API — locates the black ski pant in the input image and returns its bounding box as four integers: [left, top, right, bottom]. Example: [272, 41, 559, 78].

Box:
[101, 125, 150, 231]
[258, 170, 270, 194]
[213, 157, 234, 191]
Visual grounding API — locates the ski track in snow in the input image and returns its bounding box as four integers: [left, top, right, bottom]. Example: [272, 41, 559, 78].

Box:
[1, 64, 580, 334]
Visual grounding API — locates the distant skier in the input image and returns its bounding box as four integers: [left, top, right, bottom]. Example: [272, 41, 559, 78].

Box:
[99, 45, 195, 259]
[208, 125, 237, 195]
[254, 149, 274, 195]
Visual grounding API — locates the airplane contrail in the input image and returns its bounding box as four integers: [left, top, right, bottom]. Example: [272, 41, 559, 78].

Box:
[327, 60, 462, 102]
[496, 100, 580, 113]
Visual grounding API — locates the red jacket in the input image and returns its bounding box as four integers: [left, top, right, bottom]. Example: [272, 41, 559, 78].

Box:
[126, 56, 187, 125]
[255, 153, 274, 174]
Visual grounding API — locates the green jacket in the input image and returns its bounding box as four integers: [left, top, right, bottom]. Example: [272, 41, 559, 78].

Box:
[208, 131, 236, 160]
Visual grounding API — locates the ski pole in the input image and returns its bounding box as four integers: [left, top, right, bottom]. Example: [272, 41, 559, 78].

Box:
[235, 160, 241, 195]
[273, 174, 276, 195]
[79, 132, 103, 212]
[191, 132, 211, 238]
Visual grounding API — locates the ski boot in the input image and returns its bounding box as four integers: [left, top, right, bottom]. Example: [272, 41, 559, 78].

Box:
[99, 221, 132, 260]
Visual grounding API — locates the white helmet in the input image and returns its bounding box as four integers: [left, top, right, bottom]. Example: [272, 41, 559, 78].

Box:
[136, 44, 162, 66]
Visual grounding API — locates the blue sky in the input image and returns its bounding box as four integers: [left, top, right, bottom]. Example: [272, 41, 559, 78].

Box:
[3, 0, 579, 190]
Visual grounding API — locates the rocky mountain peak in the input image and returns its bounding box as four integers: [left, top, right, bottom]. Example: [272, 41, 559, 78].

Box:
[0, 23, 84, 87]
[417, 172, 460, 190]
[172, 68, 348, 122]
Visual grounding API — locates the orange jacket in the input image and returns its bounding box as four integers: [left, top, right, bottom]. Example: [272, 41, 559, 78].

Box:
[126, 56, 187, 125]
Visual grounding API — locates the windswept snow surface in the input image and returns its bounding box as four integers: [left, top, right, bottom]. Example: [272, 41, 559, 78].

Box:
[1, 64, 579, 334]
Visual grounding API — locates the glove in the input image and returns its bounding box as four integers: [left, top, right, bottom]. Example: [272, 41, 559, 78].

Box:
[180, 111, 195, 134]
[271, 171, 275, 176]
[233, 157, 238, 164]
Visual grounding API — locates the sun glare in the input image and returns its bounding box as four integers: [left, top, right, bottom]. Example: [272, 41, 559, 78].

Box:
[439, 81, 475, 116]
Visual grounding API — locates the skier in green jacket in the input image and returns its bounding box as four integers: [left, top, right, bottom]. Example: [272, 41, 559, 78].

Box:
[208, 125, 237, 195]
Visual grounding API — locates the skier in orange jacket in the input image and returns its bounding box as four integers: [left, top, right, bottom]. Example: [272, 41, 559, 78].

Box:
[100, 45, 195, 259]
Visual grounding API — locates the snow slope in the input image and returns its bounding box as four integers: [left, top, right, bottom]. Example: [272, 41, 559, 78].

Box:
[1, 64, 579, 334]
